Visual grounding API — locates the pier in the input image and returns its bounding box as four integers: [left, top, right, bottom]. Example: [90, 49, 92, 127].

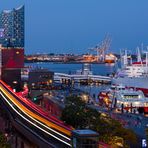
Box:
[54, 63, 111, 84]
[54, 72, 111, 84]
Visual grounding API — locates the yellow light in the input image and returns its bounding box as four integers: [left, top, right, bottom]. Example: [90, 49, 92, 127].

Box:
[49, 79, 52, 83]
[16, 51, 20, 54]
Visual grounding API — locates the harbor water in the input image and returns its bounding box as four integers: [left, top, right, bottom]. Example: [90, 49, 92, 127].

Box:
[25, 62, 116, 75]
[25, 62, 115, 99]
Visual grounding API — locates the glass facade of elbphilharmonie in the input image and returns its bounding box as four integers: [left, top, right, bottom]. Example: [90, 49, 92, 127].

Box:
[0, 5, 24, 48]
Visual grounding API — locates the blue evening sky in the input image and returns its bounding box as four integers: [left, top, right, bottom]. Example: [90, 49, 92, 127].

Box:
[1, 0, 148, 54]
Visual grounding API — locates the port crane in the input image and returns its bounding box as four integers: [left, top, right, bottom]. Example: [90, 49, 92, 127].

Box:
[89, 35, 112, 62]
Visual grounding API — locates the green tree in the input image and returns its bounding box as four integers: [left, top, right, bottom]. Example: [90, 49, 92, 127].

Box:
[61, 95, 137, 147]
[95, 115, 137, 147]
[61, 95, 87, 128]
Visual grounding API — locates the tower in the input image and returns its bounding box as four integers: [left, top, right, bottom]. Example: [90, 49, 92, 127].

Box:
[0, 5, 24, 47]
[0, 6, 25, 90]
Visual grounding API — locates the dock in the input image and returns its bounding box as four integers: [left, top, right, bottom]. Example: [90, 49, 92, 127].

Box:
[54, 72, 111, 84]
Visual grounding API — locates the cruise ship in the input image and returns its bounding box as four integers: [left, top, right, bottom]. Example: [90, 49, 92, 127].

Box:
[99, 85, 148, 113]
[112, 50, 148, 96]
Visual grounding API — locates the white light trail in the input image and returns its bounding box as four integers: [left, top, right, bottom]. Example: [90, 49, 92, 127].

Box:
[0, 89, 71, 147]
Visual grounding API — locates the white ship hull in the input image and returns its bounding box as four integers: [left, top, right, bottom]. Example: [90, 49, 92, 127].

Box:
[112, 77, 148, 96]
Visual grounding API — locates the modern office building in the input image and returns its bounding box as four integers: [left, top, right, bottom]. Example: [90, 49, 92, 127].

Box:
[0, 5, 24, 47]
[0, 5, 24, 90]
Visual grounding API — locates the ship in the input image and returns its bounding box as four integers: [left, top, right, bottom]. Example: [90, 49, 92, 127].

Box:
[112, 49, 148, 96]
[98, 84, 148, 113]
[105, 53, 117, 63]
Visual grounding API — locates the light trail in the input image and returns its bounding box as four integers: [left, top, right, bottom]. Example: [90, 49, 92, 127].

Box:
[0, 91, 71, 147]
[0, 81, 72, 135]
[0, 83, 72, 147]
[19, 96, 67, 125]
[0, 85, 71, 138]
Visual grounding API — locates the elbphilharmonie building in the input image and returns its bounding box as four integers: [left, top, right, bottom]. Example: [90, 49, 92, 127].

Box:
[0, 5, 24, 48]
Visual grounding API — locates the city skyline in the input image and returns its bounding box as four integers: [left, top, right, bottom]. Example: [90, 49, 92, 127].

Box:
[1, 0, 148, 54]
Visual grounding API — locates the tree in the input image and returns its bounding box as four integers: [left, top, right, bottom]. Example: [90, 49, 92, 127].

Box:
[61, 95, 87, 128]
[0, 132, 10, 148]
[61, 95, 137, 147]
[95, 115, 137, 147]
[64, 95, 86, 107]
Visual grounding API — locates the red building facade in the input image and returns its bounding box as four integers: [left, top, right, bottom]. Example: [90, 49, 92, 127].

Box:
[1, 47, 24, 90]
[2, 48, 24, 68]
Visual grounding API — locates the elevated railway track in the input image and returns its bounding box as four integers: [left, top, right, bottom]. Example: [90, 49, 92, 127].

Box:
[0, 80, 73, 147]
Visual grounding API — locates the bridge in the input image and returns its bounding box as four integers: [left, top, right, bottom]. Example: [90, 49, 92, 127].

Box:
[54, 73, 111, 84]
[0, 80, 73, 148]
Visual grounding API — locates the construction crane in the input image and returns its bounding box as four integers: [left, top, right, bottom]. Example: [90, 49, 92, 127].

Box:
[89, 34, 112, 62]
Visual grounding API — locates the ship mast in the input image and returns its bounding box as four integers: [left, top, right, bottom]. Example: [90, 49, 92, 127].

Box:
[136, 47, 143, 67]
[145, 52, 148, 75]
[121, 49, 128, 68]
[137, 47, 142, 62]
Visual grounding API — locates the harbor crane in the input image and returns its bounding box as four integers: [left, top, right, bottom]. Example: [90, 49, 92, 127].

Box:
[89, 34, 112, 62]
